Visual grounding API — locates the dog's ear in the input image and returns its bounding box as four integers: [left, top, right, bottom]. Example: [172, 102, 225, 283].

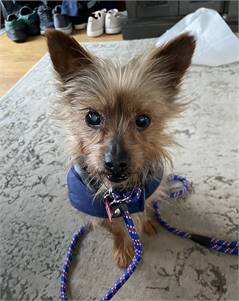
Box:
[46, 30, 93, 79]
[150, 33, 196, 87]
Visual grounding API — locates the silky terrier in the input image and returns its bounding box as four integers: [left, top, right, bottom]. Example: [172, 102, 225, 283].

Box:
[46, 30, 195, 268]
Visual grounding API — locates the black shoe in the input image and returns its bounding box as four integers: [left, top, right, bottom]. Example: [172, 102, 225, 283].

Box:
[37, 5, 54, 35]
[18, 6, 40, 35]
[5, 14, 28, 42]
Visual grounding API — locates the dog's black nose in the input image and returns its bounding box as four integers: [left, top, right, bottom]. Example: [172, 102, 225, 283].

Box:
[104, 137, 129, 179]
[104, 156, 128, 173]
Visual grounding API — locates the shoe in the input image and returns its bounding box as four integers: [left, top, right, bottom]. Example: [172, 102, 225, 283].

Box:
[5, 14, 28, 42]
[105, 9, 127, 34]
[18, 6, 40, 35]
[37, 5, 54, 35]
[87, 9, 107, 37]
[52, 5, 72, 35]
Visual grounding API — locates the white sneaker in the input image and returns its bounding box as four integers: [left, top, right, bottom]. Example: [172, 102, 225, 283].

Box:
[87, 9, 107, 37]
[105, 9, 127, 34]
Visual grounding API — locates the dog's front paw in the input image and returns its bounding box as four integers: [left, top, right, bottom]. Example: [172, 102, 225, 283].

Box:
[113, 244, 134, 269]
[143, 218, 158, 236]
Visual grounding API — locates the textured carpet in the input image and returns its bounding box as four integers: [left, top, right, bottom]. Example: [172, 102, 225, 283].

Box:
[0, 39, 238, 301]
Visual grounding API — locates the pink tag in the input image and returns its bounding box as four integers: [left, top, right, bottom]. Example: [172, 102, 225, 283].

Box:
[105, 199, 113, 223]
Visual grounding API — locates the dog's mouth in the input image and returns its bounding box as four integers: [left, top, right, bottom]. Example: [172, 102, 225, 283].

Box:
[106, 173, 129, 183]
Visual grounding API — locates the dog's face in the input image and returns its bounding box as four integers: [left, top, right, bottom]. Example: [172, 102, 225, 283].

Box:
[47, 31, 195, 190]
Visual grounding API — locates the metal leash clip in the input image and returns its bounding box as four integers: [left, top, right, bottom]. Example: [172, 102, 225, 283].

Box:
[104, 190, 128, 222]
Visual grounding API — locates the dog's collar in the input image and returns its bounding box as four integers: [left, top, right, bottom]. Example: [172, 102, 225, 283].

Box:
[67, 164, 163, 219]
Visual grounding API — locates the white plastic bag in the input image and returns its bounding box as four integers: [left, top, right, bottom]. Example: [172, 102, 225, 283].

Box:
[156, 8, 239, 66]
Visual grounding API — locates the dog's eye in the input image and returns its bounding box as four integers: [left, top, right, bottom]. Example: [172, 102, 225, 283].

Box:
[85, 111, 102, 127]
[135, 115, 151, 129]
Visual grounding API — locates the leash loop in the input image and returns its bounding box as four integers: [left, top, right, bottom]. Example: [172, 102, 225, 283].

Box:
[60, 223, 92, 301]
[154, 175, 238, 256]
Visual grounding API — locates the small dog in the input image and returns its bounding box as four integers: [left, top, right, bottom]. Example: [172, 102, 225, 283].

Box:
[46, 30, 195, 268]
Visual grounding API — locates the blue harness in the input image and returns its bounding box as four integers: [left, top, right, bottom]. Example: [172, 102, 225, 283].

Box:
[67, 165, 163, 218]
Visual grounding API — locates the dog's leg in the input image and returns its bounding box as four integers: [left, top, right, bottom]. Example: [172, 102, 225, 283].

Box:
[98, 215, 144, 268]
[143, 218, 159, 236]
[143, 175, 168, 236]
[112, 228, 134, 269]
[143, 200, 160, 236]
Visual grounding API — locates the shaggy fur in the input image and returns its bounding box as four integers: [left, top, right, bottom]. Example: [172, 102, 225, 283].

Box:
[46, 30, 195, 268]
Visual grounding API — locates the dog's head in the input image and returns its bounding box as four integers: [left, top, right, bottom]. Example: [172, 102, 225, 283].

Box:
[46, 31, 195, 190]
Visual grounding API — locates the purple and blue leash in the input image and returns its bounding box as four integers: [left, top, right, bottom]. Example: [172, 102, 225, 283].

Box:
[60, 175, 238, 301]
[60, 209, 143, 301]
[154, 175, 238, 256]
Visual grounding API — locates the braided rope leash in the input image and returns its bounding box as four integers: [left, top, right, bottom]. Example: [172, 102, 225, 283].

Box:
[154, 202, 238, 255]
[100, 209, 143, 301]
[153, 175, 238, 256]
[60, 207, 143, 301]
[60, 175, 238, 301]
[60, 223, 92, 301]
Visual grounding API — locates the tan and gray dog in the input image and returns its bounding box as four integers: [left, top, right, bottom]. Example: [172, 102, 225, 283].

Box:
[46, 30, 195, 268]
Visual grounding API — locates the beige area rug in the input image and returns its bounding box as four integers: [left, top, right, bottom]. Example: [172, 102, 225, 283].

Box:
[0, 39, 238, 301]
